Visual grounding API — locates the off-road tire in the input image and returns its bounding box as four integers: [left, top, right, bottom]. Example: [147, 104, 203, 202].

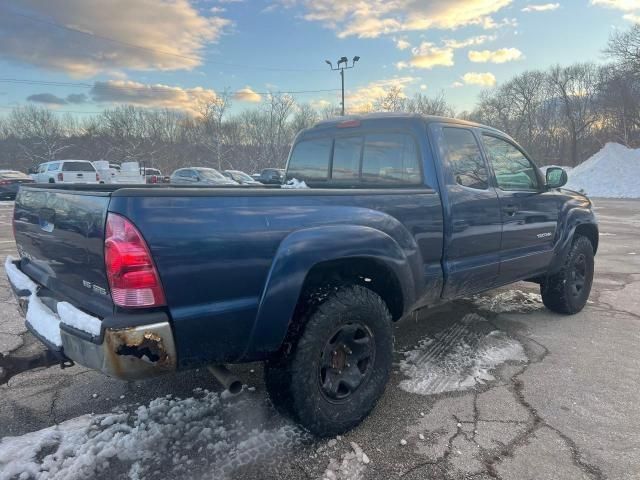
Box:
[264, 284, 393, 437]
[541, 235, 595, 314]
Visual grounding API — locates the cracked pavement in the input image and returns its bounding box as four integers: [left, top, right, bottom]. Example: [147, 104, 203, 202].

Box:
[0, 198, 639, 479]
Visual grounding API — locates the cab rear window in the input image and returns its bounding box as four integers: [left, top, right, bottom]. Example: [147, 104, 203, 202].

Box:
[62, 161, 96, 172]
[287, 132, 421, 186]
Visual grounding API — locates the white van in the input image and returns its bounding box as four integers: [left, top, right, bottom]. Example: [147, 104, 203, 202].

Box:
[36, 160, 99, 184]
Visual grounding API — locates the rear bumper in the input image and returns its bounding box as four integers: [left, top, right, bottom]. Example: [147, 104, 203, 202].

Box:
[4, 256, 177, 380]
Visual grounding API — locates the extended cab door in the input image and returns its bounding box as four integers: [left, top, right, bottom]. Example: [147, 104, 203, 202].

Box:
[431, 124, 503, 298]
[480, 133, 560, 284]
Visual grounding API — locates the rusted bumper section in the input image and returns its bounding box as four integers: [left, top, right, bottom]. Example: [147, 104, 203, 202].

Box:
[61, 322, 177, 380]
[5, 256, 177, 380]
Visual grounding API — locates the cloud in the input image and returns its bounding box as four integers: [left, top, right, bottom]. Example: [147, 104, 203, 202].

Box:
[90, 80, 218, 115]
[591, 0, 640, 11]
[0, 0, 230, 77]
[283, 0, 513, 38]
[624, 12, 640, 21]
[346, 76, 417, 112]
[395, 38, 411, 50]
[468, 48, 523, 63]
[462, 72, 497, 86]
[27, 93, 67, 105]
[443, 35, 496, 49]
[396, 42, 454, 70]
[66, 93, 88, 104]
[233, 87, 262, 102]
[522, 3, 560, 12]
[27, 92, 88, 105]
[451, 81, 465, 88]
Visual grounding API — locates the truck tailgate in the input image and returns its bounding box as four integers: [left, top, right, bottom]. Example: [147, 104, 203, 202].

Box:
[13, 187, 113, 318]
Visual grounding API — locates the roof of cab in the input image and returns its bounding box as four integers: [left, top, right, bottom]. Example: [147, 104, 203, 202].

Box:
[310, 112, 504, 136]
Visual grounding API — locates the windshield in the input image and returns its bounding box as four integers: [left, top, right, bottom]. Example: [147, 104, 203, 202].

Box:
[230, 171, 253, 182]
[196, 168, 226, 180]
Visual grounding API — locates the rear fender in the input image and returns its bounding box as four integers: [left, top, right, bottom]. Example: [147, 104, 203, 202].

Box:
[243, 225, 419, 359]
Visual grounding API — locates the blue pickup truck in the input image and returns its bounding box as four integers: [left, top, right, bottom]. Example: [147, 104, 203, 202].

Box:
[5, 114, 597, 436]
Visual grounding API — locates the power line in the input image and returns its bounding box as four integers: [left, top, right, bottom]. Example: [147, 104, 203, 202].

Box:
[0, 78, 340, 96]
[3, 8, 325, 73]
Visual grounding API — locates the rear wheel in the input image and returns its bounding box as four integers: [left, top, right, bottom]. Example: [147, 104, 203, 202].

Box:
[541, 235, 594, 314]
[264, 284, 393, 437]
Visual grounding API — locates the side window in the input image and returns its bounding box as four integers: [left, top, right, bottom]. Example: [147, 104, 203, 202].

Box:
[332, 136, 362, 180]
[441, 127, 488, 190]
[361, 133, 421, 185]
[483, 135, 539, 191]
[287, 137, 332, 181]
[47, 163, 60, 172]
[38, 165, 46, 173]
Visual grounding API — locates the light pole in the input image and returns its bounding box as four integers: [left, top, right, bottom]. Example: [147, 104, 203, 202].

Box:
[325, 56, 360, 116]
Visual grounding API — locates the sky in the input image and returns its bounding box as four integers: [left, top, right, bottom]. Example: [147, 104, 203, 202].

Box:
[0, 0, 638, 117]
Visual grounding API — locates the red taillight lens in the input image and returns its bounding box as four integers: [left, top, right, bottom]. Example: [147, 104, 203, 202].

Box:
[0, 180, 8, 185]
[96, 173, 100, 182]
[104, 213, 166, 308]
[57, 172, 63, 182]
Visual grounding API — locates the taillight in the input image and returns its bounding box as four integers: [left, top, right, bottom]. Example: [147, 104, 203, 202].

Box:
[150, 175, 158, 184]
[96, 173, 100, 182]
[57, 172, 63, 182]
[0, 180, 8, 185]
[104, 213, 166, 308]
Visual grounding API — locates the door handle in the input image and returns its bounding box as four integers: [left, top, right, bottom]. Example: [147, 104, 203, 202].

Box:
[503, 205, 518, 216]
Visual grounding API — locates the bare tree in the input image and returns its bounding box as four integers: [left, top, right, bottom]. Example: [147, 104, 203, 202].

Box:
[548, 63, 600, 166]
[7, 105, 72, 164]
[198, 89, 233, 170]
[374, 86, 406, 112]
[606, 25, 640, 76]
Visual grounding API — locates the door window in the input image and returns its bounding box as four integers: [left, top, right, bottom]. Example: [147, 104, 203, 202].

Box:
[483, 135, 539, 191]
[441, 128, 488, 190]
[47, 163, 60, 172]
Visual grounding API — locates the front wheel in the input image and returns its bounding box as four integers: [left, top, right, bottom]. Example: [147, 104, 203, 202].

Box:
[541, 235, 595, 314]
[265, 285, 393, 437]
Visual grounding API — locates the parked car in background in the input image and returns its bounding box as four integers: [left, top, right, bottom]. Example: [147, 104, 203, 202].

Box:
[140, 167, 167, 184]
[35, 160, 99, 184]
[0, 170, 34, 199]
[94, 161, 145, 184]
[223, 170, 261, 185]
[170, 167, 238, 185]
[258, 168, 284, 184]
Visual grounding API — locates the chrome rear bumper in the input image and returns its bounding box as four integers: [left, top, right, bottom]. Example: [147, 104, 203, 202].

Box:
[5, 256, 177, 380]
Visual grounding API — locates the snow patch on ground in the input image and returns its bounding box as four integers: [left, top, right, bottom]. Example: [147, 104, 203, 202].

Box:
[321, 442, 369, 480]
[399, 313, 526, 395]
[566, 142, 640, 198]
[471, 289, 544, 314]
[0, 390, 305, 480]
[281, 178, 309, 189]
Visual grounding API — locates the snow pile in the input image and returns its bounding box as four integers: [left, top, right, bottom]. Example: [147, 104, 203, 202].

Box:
[281, 178, 309, 189]
[472, 289, 543, 314]
[399, 313, 526, 395]
[566, 142, 640, 198]
[4, 256, 37, 293]
[0, 389, 305, 480]
[322, 442, 369, 480]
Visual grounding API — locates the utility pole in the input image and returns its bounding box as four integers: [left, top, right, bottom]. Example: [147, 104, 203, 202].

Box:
[325, 56, 360, 116]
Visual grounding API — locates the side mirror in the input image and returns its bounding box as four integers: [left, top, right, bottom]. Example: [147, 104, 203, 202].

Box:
[546, 167, 567, 188]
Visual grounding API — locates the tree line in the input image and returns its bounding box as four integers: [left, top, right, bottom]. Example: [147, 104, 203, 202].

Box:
[1, 26, 639, 174]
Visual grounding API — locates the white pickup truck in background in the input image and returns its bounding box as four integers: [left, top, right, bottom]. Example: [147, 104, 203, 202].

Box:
[93, 161, 145, 184]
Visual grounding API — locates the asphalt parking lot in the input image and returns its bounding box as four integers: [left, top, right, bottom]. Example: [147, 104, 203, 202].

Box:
[0, 198, 639, 480]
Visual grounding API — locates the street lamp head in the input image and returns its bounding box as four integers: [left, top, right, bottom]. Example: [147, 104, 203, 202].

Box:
[325, 60, 333, 67]
[353, 56, 360, 63]
[339, 56, 348, 65]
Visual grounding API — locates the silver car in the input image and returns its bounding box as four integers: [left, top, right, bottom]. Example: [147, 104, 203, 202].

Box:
[170, 167, 237, 186]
